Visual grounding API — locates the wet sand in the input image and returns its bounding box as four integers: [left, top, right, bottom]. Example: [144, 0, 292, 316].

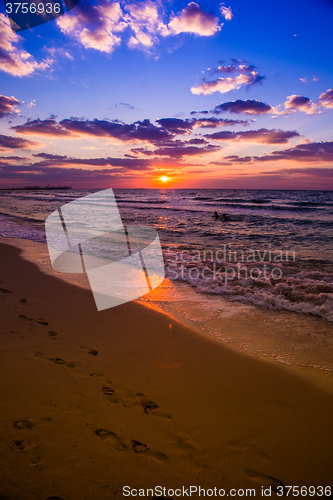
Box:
[0, 238, 333, 499]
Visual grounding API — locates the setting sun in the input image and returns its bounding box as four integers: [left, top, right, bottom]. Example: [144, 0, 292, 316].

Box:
[161, 176, 168, 182]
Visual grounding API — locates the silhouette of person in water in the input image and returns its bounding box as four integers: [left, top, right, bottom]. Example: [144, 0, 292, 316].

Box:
[213, 211, 231, 221]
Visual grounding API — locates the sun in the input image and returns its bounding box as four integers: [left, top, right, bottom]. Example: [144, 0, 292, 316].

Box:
[161, 175, 168, 182]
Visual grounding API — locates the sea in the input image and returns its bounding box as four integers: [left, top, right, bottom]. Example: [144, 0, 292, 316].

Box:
[1, 188, 333, 376]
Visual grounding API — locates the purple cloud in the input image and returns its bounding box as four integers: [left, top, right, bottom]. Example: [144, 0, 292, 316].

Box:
[212, 99, 273, 115]
[206, 128, 300, 145]
[0, 134, 39, 150]
[0, 95, 20, 119]
[257, 141, 333, 162]
[191, 60, 265, 95]
[318, 89, 333, 109]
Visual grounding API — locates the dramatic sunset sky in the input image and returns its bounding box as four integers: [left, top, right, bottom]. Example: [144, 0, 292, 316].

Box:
[0, 0, 332, 189]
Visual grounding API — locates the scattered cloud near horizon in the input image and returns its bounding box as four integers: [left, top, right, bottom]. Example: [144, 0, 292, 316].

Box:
[11, 115, 252, 143]
[192, 89, 333, 116]
[0, 133, 40, 151]
[211, 141, 333, 165]
[206, 128, 300, 145]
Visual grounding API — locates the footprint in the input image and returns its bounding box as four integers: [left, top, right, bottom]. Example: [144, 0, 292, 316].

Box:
[136, 393, 159, 415]
[48, 331, 58, 337]
[102, 384, 118, 404]
[246, 470, 286, 494]
[148, 451, 168, 463]
[13, 417, 52, 430]
[136, 393, 171, 420]
[19, 314, 33, 321]
[20, 298, 27, 303]
[49, 358, 66, 365]
[13, 438, 37, 452]
[94, 429, 127, 452]
[13, 419, 36, 429]
[37, 319, 49, 325]
[13, 438, 41, 466]
[34, 352, 75, 369]
[131, 440, 168, 463]
[171, 434, 195, 452]
[0, 288, 12, 293]
[19, 315, 48, 325]
[131, 440, 149, 455]
[80, 346, 98, 356]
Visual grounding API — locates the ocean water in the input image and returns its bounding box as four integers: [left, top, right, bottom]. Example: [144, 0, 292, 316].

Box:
[0, 188, 332, 323]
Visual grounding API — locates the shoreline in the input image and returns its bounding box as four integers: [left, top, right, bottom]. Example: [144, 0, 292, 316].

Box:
[4, 236, 333, 387]
[1, 238, 333, 497]
[2, 235, 333, 393]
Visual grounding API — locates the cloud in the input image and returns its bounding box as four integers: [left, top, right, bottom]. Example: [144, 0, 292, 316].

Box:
[27, 154, 153, 170]
[191, 61, 265, 95]
[168, 2, 221, 36]
[212, 99, 273, 115]
[212, 142, 333, 166]
[193, 89, 333, 116]
[12, 117, 173, 143]
[131, 141, 221, 158]
[220, 4, 233, 21]
[152, 143, 221, 158]
[60, 118, 173, 142]
[318, 89, 333, 109]
[191, 73, 264, 95]
[33, 152, 68, 161]
[124, 1, 169, 50]
[257, 141, 333, 162]
[215, 63, 255, 75]
[57, 1, 125, 53]
[12, 115, 251, 145]
[266, 167, 333, 178]
[115, 102, 136, 110]
[299, 77, 308, 83]
[0, 95, 20, 118]
[56, 1, 223, 55]
[284, 95, 318, 115]
[210, 155, 252, 165]
[0, 162, 152, 186]
[193, 116, 251, 127]
[206, 128, 300, 145]
[0, 134, 39, 150]
[12, 118, 72, 136]
[156, 118, 194, 133]
[0, 14, 52, 76]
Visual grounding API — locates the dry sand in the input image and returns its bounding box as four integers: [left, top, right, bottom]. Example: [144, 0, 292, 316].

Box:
[0, 238, 333, 499]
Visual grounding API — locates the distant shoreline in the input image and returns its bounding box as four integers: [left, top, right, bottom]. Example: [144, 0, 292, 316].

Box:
[0, 186, 72, 191]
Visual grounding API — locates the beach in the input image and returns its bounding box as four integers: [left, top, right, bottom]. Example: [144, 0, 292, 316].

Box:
[1, 237, 333, 499]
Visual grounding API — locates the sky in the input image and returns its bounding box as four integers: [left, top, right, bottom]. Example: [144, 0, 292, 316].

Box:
[0, 0, 333, 189]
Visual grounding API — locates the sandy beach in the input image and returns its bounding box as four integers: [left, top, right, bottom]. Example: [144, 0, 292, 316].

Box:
[1, 237, 333, 499]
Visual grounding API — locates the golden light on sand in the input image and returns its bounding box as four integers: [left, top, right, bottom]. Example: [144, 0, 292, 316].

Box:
[161, 176, 168, 182]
